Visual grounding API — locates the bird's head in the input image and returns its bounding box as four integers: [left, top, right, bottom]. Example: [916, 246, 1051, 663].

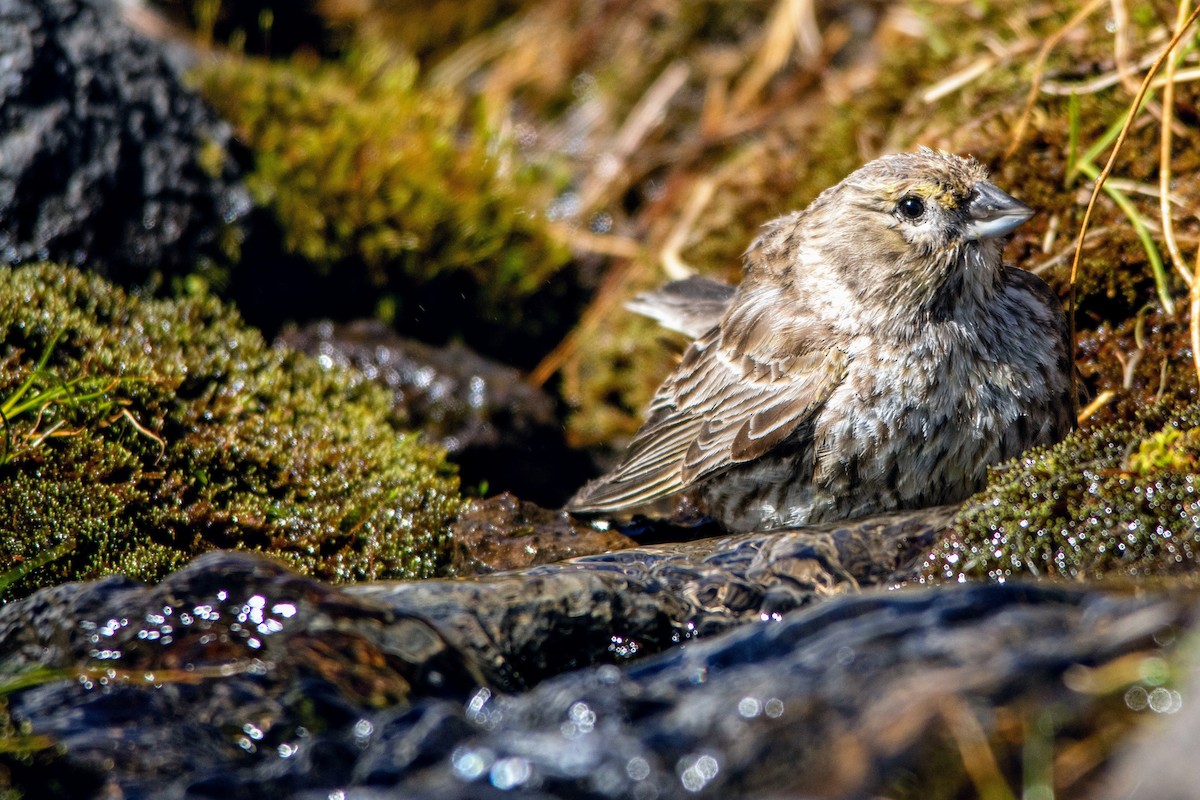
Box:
[845, 148, 1030, 251]
[790, 149, 1034, 324]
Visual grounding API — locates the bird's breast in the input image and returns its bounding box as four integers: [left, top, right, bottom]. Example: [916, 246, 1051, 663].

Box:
[812, 312, 1063, 505]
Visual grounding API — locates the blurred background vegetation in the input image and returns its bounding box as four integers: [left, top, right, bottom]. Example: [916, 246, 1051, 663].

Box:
[1, 5, 1198, 791]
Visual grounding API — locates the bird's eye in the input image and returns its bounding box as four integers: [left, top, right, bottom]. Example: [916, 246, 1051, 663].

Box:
[897, 195, 925, 220]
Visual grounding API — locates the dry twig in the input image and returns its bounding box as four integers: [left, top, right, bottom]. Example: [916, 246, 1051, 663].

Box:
[660, 178, 717, 280]
[1078, 390, 1116, 423]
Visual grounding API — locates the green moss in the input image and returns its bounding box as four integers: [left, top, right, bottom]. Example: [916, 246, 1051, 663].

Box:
[923, 400, 1200, 583]
[1128, 427, 1200, 475]
[0, 264, 462, 600]
[193, 46, 575, 355]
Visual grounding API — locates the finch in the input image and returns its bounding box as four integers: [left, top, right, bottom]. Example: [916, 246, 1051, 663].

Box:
[568, 149, 1077, 532]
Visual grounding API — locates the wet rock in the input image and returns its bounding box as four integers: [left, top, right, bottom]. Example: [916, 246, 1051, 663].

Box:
[360, 583, 1189, 800]
[0, 507, 925, 797]
[0, 553, 487, 798]
[0, 521, 1192, 798]
[360, 505, 953, 689]
[450, 493, 637, 574]
[278, 320, 596, 506]
[0, 0, 248, 282]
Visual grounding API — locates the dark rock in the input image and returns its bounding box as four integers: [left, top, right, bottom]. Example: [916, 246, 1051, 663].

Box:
[354, 506, 949, 691]
[3, 507, 1191, 798]
[450, 493, 637, 574]
[0, 0, 249, 282]
[278, 320, 596, 506]
[0, 507, 930, 797]
[361, 583, 1188, 800]
[0, 552, 487, 695]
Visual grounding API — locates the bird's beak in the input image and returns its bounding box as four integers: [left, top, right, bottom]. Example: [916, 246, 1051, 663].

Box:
[965, 181, 1034, 241]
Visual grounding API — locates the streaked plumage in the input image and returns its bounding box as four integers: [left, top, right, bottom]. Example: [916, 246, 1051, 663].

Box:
[568, 149, 1077, 532]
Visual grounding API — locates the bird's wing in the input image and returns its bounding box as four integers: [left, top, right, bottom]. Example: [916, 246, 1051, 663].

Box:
[624, 275, 736, 338]
[568, 285, 846, 513]
[1003, 266, 1089, 411]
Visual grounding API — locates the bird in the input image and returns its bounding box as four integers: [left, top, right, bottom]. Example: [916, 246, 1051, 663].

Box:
[567, 148, 1078, 533]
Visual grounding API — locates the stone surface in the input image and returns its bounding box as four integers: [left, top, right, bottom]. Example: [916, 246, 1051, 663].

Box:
[279, 320, 596, 506]
[0, 0, 248, 281]
[450, 493, 638, 574]
[1, 507, 1193, 798]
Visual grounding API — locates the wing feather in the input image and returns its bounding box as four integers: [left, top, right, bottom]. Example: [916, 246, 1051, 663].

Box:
[568, 284, 847, 513]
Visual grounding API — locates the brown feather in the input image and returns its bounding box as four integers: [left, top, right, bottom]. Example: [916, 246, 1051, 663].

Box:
[568, 284, 846, 511]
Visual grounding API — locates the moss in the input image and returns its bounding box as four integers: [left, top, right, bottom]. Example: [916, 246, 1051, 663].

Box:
[1128, 426, 1200, 474]
[193, 46, 576, 361]
[0, 264, 462, 600]
[922, 399, 1200, 583]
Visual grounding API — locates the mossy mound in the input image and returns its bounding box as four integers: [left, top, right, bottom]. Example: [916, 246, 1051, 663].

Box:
[194, 47, 577, 364]
[0, 264, 462, 600]
[923, 400, 1200, 583]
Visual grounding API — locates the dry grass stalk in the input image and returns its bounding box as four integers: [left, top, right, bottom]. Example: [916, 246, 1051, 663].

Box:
[940, 697, 1018, 800]
[1109, 0, 1140, 94]
[920, 38, 1038, 104]
[660, 177, 717, 280]
[576, 62, 691, 214]
[1159, 0, 1195, 288]
[730, 0, 819, 115]
[1067, 2, 1200, 406]
[1193, 246, 1200, 389]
